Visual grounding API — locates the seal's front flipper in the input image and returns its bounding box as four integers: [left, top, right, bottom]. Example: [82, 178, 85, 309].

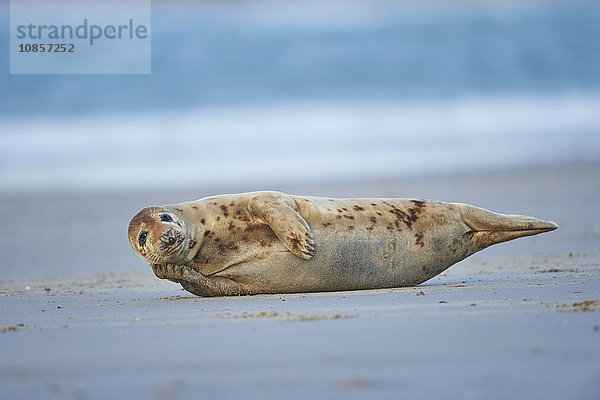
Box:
[152, 263, 181, 283]
[153, 263, 248, 296]
[179, 267, 248, 297]
[248, 193, 316, 260]
[458, 204, 558, 256]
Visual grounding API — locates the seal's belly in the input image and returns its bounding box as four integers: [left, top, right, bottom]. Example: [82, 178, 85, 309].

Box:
[215, 200, 472, 293]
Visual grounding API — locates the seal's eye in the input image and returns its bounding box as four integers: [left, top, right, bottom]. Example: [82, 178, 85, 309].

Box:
[138, 231, 148, 246]
[160, 214, 173, 222]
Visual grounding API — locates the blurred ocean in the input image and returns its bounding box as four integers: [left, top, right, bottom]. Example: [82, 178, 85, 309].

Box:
[1, 0, 599, 194]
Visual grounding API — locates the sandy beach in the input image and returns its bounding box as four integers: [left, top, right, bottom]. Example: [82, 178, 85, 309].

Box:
[1, 163, 599, 399]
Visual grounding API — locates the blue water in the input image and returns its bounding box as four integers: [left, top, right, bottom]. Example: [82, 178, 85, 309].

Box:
[1, 1, 599, 116]
[0, 1, 599, 193]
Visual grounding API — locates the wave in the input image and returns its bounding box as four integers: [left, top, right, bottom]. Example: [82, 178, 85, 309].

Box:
[1, 94, 599, 194]
[2, 0, 599, 116]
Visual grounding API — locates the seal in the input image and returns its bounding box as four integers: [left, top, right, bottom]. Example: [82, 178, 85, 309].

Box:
[128, 191, 557, 296]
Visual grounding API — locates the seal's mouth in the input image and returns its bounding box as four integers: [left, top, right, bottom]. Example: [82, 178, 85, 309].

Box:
[156, 228, 186, 256]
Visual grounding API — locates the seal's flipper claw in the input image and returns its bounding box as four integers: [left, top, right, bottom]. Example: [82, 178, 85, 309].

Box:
[249, 193, 316, 260]
[151, 263, 161, 278]
[305, 241, 317, 256]
[152, 263, 183, 283]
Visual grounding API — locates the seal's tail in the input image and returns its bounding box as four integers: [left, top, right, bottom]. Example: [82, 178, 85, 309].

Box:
[458, 204, 558, 255]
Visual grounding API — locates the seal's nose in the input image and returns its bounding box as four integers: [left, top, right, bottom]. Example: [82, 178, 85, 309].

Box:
[161, 230, 176, 245]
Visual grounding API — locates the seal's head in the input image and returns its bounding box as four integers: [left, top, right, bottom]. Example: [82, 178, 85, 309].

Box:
[128, 207, 188, 264]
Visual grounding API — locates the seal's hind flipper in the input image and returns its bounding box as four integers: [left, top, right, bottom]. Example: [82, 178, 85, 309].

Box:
[248, 193, 316, 260]
[458, 204, 558, 256]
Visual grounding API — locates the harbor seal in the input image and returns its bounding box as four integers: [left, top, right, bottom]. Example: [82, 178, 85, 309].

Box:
[128, 191, 557, 296]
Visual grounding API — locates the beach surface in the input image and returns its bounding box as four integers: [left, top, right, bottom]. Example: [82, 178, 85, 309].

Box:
[1, 163, 599, 399]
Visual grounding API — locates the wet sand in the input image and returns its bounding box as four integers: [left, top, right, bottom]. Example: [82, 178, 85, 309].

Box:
[1, 163, 599, 399]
